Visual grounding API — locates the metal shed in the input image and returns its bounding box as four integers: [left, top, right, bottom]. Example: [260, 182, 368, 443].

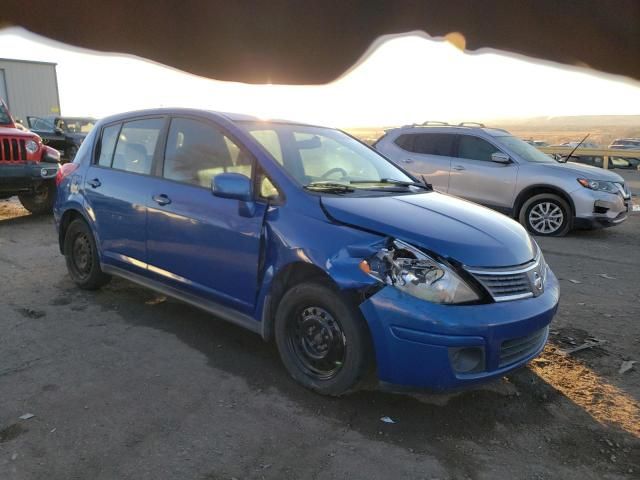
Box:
[0, 58, 60, 124]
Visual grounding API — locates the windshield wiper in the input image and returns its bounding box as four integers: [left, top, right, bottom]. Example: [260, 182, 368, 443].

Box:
[305, 182, 355, 193]
[350, 178, 432, 190]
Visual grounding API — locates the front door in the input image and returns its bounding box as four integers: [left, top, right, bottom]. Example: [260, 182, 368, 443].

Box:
[145, 116, 265, 314]
[447, 134, 518, 211]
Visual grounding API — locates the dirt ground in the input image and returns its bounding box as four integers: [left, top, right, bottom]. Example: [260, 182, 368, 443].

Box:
[0, 198, 638, 480]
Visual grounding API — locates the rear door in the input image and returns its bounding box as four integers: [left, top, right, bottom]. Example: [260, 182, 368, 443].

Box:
[447, 134, 519, 211]
[145, 116, 266, 314]
[83, 117, 166, 272]
[390, 133, 455, 192]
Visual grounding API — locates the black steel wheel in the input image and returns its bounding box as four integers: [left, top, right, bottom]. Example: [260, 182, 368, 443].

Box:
[275, 281, 372, 396]
[287, 305, 346, 381]
[63, 218, 111, 290]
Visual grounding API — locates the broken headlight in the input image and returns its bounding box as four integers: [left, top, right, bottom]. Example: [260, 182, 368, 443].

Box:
[360, 240, 479, 304]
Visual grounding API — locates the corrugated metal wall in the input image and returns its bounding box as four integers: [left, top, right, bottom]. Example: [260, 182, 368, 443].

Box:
[0, 59, 60, 123]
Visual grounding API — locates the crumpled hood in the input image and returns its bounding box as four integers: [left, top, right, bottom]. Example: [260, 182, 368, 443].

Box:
[542, 162, 624, 182]
[321, 192, 536, 268]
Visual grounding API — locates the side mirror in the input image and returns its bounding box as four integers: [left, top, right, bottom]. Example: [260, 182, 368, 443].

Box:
[491, 152, 511, 164]
[212, 173, 252, 202]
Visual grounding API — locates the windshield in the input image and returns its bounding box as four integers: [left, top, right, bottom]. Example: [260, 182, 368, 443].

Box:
[0, 102, 13, 125]
[240, 122, 415, 191]
[495, 135, 556, 164]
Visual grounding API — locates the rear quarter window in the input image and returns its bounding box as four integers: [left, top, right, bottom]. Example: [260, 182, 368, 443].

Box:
[96, 124, 121, 167]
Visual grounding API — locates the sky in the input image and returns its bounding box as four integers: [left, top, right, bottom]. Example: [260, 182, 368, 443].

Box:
[1, 26, 640, 127]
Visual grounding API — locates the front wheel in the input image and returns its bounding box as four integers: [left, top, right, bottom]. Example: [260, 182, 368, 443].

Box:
[274, 281, 373, 396]
[519, 193, 571, 237]
[18, 181, 56, 215]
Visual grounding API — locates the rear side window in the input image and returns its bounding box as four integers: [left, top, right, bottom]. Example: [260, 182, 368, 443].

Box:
[413, 134, 455, 156]
[395, 133, 455, 156]
[97, 124, 121, 167]
[457, 135, 500, 162]
[163, 117, 253, 188]
[112, 118, 164, 174]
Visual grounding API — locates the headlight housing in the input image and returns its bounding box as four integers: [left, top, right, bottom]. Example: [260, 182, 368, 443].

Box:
[577, 178, 620, 194]
[25, 139, 39, 154]
[360, 240, 480, 304]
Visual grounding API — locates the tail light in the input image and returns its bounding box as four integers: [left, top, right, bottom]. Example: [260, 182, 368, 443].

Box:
[56, 162, 79, 186]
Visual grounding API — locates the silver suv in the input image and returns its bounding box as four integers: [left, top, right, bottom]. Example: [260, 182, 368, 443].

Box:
[375, 123, 631, 236]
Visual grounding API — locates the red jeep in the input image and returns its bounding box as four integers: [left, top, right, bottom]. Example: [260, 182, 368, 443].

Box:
[0, 100, 60, 214]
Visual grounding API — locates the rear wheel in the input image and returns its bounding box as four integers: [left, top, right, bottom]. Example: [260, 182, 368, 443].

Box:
[519, 193, 571, 237]
[63, 218, 111, 289]
[18, 181, 56, 215]
[274, 281, 372, 396]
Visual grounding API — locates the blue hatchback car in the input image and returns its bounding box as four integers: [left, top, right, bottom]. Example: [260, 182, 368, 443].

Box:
[54, 109, 559, 395]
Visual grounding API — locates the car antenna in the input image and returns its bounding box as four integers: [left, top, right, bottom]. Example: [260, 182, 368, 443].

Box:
[421, 174, 433, 191]
[564, 133, 590, 163]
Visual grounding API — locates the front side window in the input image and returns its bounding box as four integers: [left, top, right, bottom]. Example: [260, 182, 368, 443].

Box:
[163, 117, 253, 188]
[112, 118, 163, 174]
[493, 135, 556, 164]
[242, 122, 414, 192]
[96, 124, 121, 167]
[457, 135, 500, 162]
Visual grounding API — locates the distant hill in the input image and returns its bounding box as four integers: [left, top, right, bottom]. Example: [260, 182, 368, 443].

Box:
[495, 115, 640, 129]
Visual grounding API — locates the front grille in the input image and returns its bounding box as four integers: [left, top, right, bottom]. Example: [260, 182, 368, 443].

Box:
[499, 327, 548, 367]
[467, 250, 547, 302]
[0, 137, 26, 162]
[472, 271, 532, 299]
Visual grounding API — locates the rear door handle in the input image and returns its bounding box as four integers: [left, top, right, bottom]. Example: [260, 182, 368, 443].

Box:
[452, 165, 466, 171]
[152, 194, 172, 206]
[88, 178, 101, 188]
[402, 158, 414, 163]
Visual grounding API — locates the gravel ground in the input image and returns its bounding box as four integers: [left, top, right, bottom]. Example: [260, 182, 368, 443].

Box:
[0, 197, 639, 480]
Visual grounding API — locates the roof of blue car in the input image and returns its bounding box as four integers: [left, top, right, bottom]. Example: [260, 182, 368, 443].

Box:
[97, 108, 317, 127]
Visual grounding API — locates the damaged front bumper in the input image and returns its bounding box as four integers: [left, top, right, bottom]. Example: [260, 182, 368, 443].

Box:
[359, 268, 559, 390]
[571, 187, 631, 229]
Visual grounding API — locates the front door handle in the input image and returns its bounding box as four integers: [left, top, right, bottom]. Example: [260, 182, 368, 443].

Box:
[88, 178, 101, 188]
[402, 158, 414, 163]
[452, 165, 466, 171]
[152, 194, 172, 206]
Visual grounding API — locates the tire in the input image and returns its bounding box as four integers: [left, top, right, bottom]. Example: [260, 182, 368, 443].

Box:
[18, 181, 56, 215]
[274, 281, 373, 396]
[63, 218, 111, 290]
[519, 193, 571, 237]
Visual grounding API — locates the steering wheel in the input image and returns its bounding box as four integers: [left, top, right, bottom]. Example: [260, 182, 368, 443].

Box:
[319, 167, 348, 180]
